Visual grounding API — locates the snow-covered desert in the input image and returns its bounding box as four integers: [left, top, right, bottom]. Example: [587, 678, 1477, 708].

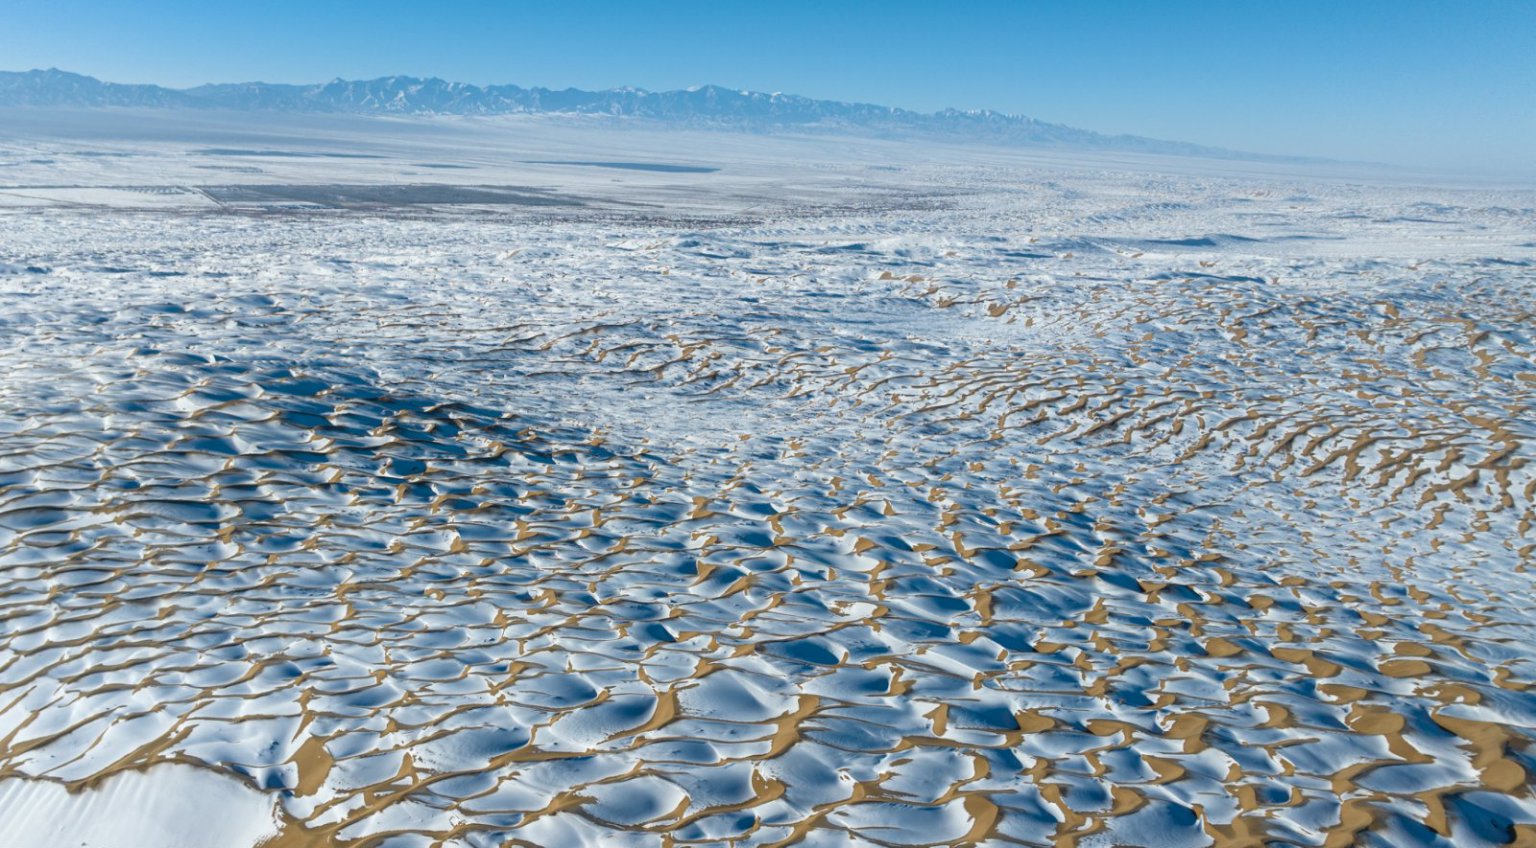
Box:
[1, 107, 1534, 847]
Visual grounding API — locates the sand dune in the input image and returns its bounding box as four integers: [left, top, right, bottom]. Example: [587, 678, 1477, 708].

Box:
[0, 764, 279, 847]
[1, 116, 1534, 846]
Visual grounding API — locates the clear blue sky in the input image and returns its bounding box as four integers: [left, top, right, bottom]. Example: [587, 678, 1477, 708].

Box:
[5, 0, 1533, 170]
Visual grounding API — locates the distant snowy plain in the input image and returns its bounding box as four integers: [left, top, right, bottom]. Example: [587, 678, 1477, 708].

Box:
[1, 110, 1534, 847]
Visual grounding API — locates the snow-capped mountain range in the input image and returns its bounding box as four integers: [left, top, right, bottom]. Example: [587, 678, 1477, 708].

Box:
[1, 68, 1280, 160]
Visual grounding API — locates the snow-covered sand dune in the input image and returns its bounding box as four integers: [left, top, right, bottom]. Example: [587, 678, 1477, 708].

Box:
[1, 113, 1534, 846]
[0, 764, 280, 847]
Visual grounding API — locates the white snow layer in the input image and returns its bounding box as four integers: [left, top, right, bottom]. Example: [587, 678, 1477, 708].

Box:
[0, 111, 1534, 847]
[0, 765, 278, 848]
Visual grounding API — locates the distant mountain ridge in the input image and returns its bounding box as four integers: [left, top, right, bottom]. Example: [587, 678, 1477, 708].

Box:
[1, 68, 1285, 161]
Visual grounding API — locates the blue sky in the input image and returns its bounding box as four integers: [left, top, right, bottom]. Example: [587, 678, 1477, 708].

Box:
[5, 0, 1533, 170]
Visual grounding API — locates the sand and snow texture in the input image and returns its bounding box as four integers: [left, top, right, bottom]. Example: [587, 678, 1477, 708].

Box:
[1, 112, 1535, 846]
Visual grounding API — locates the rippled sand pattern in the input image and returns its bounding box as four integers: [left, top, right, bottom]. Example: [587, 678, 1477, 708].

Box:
[2, 172, 1535, 847]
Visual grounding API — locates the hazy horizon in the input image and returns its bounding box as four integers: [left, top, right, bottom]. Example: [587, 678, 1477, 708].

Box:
[4, 0, 1533, 171]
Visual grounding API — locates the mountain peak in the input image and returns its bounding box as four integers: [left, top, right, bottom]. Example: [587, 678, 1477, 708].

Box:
[0, 68, 1276, 161]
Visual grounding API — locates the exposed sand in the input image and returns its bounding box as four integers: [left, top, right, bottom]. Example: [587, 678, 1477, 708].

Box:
[0, 113, 1534, 846]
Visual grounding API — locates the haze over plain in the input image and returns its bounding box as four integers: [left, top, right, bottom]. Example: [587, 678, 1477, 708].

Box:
[2, 0, 1533, 172]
